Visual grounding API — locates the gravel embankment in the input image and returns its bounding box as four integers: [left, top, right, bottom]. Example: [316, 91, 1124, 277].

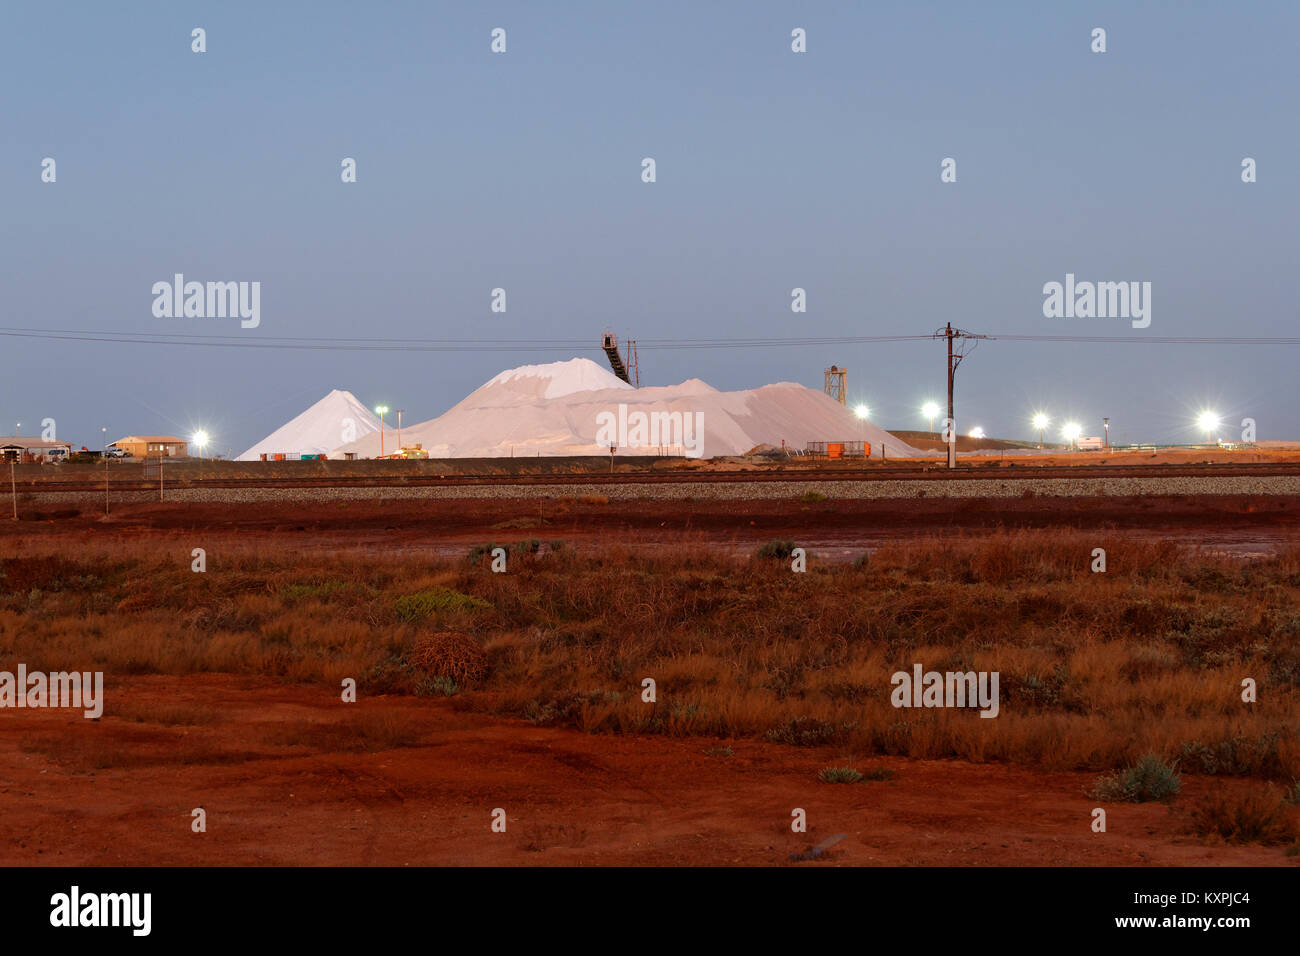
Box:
[19, 475, 1300, 505]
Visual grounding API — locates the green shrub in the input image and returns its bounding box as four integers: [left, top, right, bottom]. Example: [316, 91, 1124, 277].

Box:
[466, 543, 506, 563]
[394, 587, 491, 622]
[756, 540, 797, 560]
[1091, 754, 1182, 803]
[765, 716, 840, 747]
[818, 766, 864, 784]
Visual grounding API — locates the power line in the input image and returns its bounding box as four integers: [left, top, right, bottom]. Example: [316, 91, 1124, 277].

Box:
[0, 328, 933, 351]
[989, 334, 1300, 345]
[0, 326, 1297, 351]
[0, 327, 593, 344]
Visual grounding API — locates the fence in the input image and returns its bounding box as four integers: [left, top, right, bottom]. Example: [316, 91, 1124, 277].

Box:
[805, 440, 869, 459]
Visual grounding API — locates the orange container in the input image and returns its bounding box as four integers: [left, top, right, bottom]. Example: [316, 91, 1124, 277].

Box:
[827, 442, 844, 459]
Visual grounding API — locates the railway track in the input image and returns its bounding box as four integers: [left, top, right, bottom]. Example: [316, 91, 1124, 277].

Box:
[15, 461, 1300, 494]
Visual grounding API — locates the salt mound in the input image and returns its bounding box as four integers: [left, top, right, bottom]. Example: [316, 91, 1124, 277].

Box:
[328, 359, 924, 460]
[237, 389, 380, 461]
[483, 357, 633, 400]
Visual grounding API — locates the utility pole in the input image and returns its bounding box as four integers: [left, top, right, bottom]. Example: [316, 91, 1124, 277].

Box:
[933, 323, 988, 470]
[9, 457, 16, 520]
[945, 325, 956, 469]
[396, 410, 405, 456]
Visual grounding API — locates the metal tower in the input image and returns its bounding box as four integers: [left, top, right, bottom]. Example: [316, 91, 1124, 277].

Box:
[824, 365, 847, 406]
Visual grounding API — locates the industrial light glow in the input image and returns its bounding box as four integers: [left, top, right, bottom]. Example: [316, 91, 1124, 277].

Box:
[1031, 412, 1050, 430]
[1197, 411, 1221, 434]
[1062, 422, 1082, 441]
[969, 426, 985, 439]
[854, 404, 870, 420]
[375, 405, 389, 415]
[922, 401, 940, 420]
[192, 430, 209, 449]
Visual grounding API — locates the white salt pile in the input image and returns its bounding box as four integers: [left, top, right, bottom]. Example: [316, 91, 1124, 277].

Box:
[326, 358, 923, 459]
[236, 389, 381, 460]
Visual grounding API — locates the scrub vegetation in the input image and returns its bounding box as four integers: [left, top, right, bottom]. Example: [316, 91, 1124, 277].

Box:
[2, 531, 1298, 788]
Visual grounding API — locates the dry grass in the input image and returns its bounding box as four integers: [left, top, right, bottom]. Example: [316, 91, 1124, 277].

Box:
[2, 531, 1298, 779]
[410, 632, 488, 684]
[1185, 785, 1300, 845]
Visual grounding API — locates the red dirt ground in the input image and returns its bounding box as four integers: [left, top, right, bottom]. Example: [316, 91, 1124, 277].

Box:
[2, 495, 1296, 866]
[5, 494, 1299, 559]
[0, 676, 1292, 867]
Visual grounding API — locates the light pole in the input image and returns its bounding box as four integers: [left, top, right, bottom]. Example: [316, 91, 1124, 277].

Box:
[1032, 413, 1050, 449]
[1063, 422, 1082, 451]
[396, 410, 405, 457]
[192, 431, 209, 475]
[1197, 411, 1220, 445]
[375, 406, 389, 458]
[854, 404, 869, 458]
[922, 402, 939, 440]
[102, 427, 109, 516]
[1103, 418, 1110, 450]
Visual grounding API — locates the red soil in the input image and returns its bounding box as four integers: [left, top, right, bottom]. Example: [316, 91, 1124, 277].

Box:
[0, 676, 1291, 867]
[5, 494, 1299, 560]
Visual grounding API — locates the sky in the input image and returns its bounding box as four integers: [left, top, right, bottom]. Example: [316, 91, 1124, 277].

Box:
[3, 0, 1296, 455]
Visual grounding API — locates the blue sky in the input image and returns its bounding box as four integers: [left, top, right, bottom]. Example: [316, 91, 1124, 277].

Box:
[3, 1, 1296, 453]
